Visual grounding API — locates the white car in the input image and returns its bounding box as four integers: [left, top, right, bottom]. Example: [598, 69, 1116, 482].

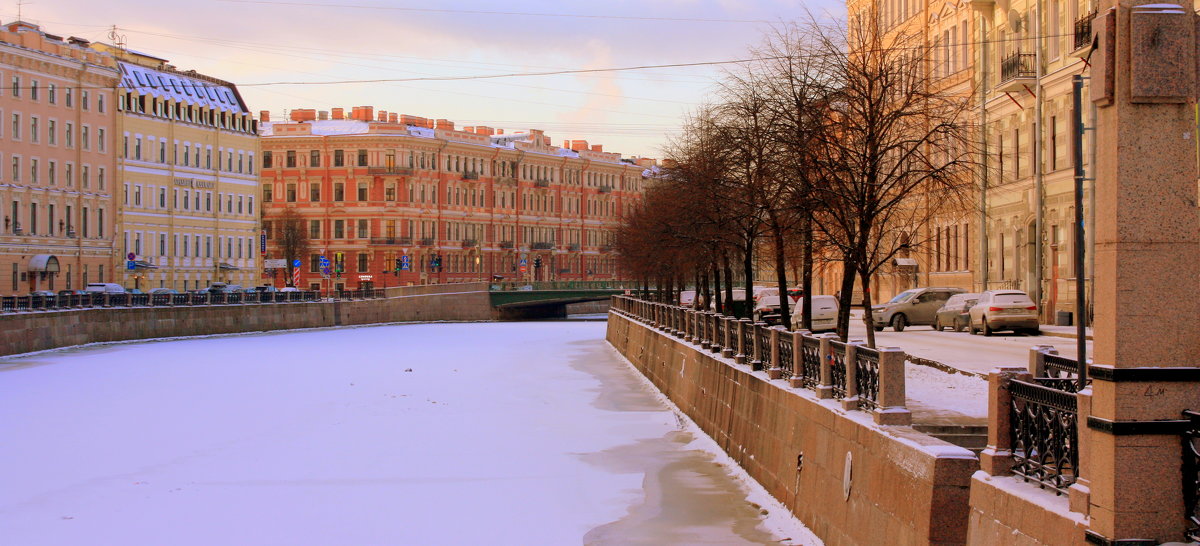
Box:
[790, 295, 839, 332]
[968, 290, 1040, 336]
[85, 283, 126, 294]
[679, 290, 696, 306]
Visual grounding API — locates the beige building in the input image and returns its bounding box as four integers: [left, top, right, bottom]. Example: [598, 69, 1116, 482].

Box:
[95, 45, 260, 291]
[0, 21, 120, 295]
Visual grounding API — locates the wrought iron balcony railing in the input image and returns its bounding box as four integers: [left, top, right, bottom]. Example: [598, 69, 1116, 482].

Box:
[418, 237, 435, 247]
[1074, 12, 1095, 51]
[499, 240, 515, 249]
[368, 166, 414, 176]
[368, 237, 413, 246]
[461, 238, 479, 248]
[598, 185, 612, 194]
[999, 52, 1037, 86]
[463, 170, 480, 180]
[534, 179, 550, 188]
[531, 241, 554, 250]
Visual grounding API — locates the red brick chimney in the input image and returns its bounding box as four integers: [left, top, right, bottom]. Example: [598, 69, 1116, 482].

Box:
[290, 109, 316, 122]
[435, 119, 454, 130]
[318, 110, 329, 120]
[377, 110, 387, 122]
[259, 110, 271, 122]
[332, 108, 345, 120]
[389, 113, 398, 123]
[591, 144, 603, 153]
[570, 140, 589, 151]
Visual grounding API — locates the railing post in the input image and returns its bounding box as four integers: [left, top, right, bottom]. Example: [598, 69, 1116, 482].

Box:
[767, 327, 783, 380]
[1028, 344, 1058, 376]
[750, 322, 766, 371]
[790, 331, 807, 388]
[979, 367, 1032, 474]
[684, 310, 694, 342]
[722, 317, 735, 358]
[842, 342, 861, 410]
[735, 318, 751, 365]
[817, 333, 836, 399]
[873, 347, 911, 425]
[699, 312, 713, 350]
[708, 313, 722, 353]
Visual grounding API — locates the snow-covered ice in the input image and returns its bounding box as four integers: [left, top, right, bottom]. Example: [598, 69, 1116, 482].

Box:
[0, 321, 820, 545]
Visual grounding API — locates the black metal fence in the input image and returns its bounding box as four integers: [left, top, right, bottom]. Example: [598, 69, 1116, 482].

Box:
[1010, 378, 1080, 494]
[740, 321, 753, 357]
[829, 341, 848, 398]
[777, 333, 795, 380]
[854, 345, 881, 409]
[755, 324, 772, 368]
[1000, 52, 1037, 83]
[1183, 410, 1200, 542]
[0, 289, 382, 313]
[1074, 11, 1095, 51]
[1040, 352, 1088, 393]
[801, 337, 822, 388]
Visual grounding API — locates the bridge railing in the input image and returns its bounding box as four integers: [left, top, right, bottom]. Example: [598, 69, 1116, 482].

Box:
[610, 295, 911, 425]
[0, 288, 381, 314]
[490, 280, 642, 292]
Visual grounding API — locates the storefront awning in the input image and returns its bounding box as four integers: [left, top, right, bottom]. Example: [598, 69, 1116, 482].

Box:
[27, 254, 60, 272]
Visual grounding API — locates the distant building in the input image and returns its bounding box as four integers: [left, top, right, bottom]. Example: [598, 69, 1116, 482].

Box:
[260, 107, 653, 290]
[92, 43, 260, 292]
[0, 21, 121, 294]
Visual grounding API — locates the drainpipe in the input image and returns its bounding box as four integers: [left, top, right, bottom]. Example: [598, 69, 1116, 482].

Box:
[1032, 0, 1045, 310]
[978, 12, 990, 292]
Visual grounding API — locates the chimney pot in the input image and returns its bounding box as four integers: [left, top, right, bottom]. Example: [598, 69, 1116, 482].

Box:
[332, 108, 344, 120]
[259, 110, 271, 123]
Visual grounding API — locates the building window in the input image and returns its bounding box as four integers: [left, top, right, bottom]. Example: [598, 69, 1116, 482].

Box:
[334, 183, 344, 201]
[357, 219, 368, 238]
[334, 220, 345, 238]
[334, 150, 344, 167]
[286, 184, 297, 202]
[263, 151, 272, 168]
[357, 149, 368, 167]
[263, 184, 273, 202]
[309, 183, 320, 202]
[286, 150, 296, 168]
[310, 150, 319, 167]
[310, 254, 321, 273]
[357, 183, 368, 201]
[309, 220, 320, 239]
[357, 252, 369, 272]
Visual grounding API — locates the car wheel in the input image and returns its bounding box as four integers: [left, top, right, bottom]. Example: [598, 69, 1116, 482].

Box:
[933, 318, 943, 332]
[953, 319, 965, 333]
[1027, 327, 1041, 336]
[873, 326, 884, 332]
[968, 322, 977, 335]
[982, 318, 993, 337]
[892, 314, 907, 332]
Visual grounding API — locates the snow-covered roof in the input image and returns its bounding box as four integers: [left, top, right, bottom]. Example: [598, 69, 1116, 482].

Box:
[119, 62, 247, 114]
[259, 119, 371, 137]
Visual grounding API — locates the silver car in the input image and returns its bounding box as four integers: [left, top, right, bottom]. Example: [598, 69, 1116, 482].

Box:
[968, 290, 1040, 336]
[934, 293, 981, 332]
[790, 295, 839, 332]
[870, 287, 966, 332]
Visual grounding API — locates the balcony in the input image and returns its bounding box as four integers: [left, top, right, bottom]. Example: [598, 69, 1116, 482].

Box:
[497, 176, 517, 186]
[368, 166, 414, 176]
[461, 238, 479, 248]
[598, 185, 612, 194]
[368, 237, 413, 246]
[499, 240, 515, 249]
[534, 179, 550, 188]
[463, 170, 480, 180]
[567, 243, 581, 252]
[997, 52, 1037, 93]
[532, 242, 555, 250]
[418, 237, 435, 247]
[1073, 12, 1095, 54]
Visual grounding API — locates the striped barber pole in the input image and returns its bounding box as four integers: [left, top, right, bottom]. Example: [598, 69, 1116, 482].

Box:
[292, 267, 301, 287]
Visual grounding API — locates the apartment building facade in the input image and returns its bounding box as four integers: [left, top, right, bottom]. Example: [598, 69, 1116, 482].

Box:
[95, 45, 260, 292]
[260, 107, 649, 290]
[0, 21, 119, 295]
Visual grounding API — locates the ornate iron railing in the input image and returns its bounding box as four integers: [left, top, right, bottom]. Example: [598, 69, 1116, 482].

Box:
[1000, 52, 1037, 84]
[1041, 352, 1088, 392]
[1074, 11, 1095, 51]
[1183, 410, 1200, 542]
[801, 336, 821, 388]
[756, 324, 772, 366]
[1, 289, 359, 313]
[777, 333, 794, 379]
[829, 341, 848, 398]
[854, 345, 881, 409]
[1010, 378, 1079, 494]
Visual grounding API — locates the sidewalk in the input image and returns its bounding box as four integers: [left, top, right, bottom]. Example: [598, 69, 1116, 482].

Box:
[1038, 323, 1094, 340]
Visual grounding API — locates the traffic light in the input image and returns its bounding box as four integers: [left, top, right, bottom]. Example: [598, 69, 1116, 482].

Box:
[394, 258, 402, 272]
[334, 252, 345, 276]
[534, 257, 543, 268]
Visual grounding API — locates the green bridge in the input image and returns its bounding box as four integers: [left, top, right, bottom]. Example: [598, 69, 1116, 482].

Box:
[487, 281, 638, 319]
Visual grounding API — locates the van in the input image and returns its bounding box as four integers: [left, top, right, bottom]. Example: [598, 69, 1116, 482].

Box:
[85, 283, 126, 294]
[790, 295, 839, 332]
[870, 287, 967, 331]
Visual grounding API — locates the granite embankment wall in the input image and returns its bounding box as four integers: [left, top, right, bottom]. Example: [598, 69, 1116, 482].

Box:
[0, 284, 492, 358]
[607, 310, 978, 546]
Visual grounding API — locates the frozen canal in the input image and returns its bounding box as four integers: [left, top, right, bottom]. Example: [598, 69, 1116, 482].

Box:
[0, 321, 818, 545]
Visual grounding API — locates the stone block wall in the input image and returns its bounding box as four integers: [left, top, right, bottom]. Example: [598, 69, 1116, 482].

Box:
[0, 286, 493, 358]
[607, 311, 978, 545]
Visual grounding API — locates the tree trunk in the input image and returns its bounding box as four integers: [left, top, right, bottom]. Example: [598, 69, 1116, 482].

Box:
[801, 214, 814, 331]
[859, 266, 877, 348]
[742, 240, 754, 320]
[700, 271, 710, 312]
[722, 253, 736, 318]
[835, 255, 856, 340]
[771, 218, 791, 327]
[711, 261, 723, 315]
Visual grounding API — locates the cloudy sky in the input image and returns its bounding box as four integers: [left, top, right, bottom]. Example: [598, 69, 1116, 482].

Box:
[7, 0, 844, 158]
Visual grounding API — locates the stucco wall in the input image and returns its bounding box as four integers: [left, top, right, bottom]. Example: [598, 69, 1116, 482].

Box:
[607, 310, 978, 546]
[0, 286, 493, 358]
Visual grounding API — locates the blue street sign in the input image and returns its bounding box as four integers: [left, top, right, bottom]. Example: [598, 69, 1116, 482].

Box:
[400, 255, 411, 271]
[321, 266, 331, 276]
[520, 258, 528, 266]
[126, 260, 136, 270]
[319, 255, 330, 266]
[260, 232, 267, 254]
[292, 259, 302, 268]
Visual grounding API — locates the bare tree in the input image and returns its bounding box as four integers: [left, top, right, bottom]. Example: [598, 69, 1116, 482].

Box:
[273, 208, 311, 287]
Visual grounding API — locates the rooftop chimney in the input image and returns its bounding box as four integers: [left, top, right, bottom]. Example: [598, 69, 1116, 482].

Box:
[259, 110, 271, 123]
[290, 109, 316, 122]
[591, 145, 604, 153]
[318, 110, 329, 121]
[377, 110, 388, 122]
[389, 113, 398, 123]
[332, 108, 345, 120]
[435, 119, 454, 130]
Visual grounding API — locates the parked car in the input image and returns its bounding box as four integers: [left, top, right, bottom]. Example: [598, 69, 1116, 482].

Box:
[29, 290, 56, 297]
[85, 283, 127, 294]
[754, 287, 804, 324]
[679, 290, 697, 307]
[933, 293, 981, 332]
[251, 285, 277, 293]
[128, 289, 145, 295]
[790, 295, 839, 333]
[870, 287, 966, 331]
[149, 288, 179, 295]
[278, 286, 300, 292]
[57, 290, 88, 296]
[969, 290, 1040, 336]
[205, 283, 244, 294]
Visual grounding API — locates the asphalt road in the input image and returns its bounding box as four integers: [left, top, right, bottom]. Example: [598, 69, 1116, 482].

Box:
[843, 311, 1091, 376]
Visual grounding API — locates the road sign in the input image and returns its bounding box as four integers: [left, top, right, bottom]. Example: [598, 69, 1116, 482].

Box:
[263, 259, 287, 269]
[520, 258, 528, 266]
[260, 231, 267, 255]
[127, 252, 136, 261]
[321, 265, 331, 277]
[292, 259, 302, 268]
[319, 255, 330, 267]
[126, 260, 136, 270]
[292, 267, 301, 286]
[400, 255, 411, 271]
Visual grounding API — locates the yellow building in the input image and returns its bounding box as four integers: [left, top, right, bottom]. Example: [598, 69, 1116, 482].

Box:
[95, 45, 260, 291]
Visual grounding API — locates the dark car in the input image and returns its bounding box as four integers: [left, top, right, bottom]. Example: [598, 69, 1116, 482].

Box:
[933, 293, 980, 332]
